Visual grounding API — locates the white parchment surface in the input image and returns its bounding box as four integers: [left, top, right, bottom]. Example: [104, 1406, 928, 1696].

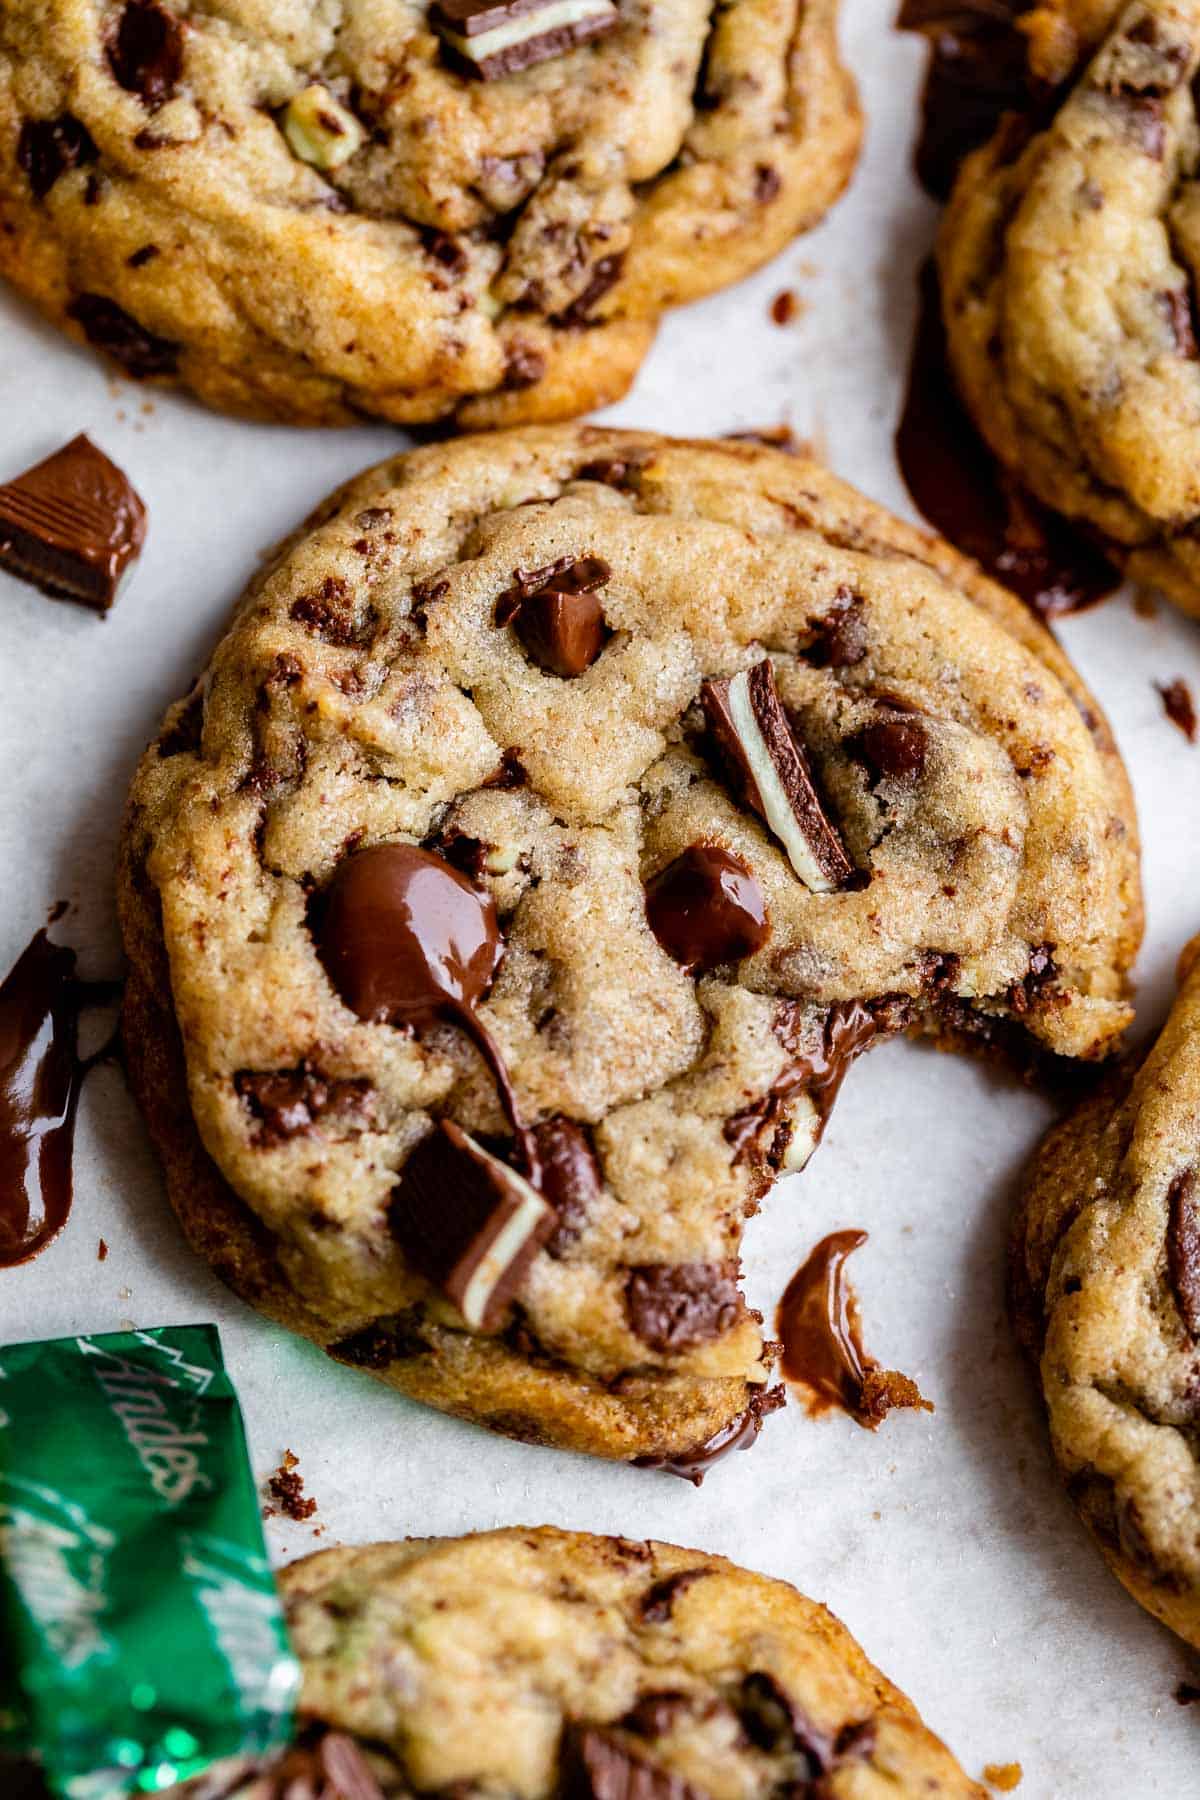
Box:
[2, 4, 1198, 1792]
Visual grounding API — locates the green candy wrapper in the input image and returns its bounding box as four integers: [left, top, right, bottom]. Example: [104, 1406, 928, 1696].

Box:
[0, 1326, 299, 1799]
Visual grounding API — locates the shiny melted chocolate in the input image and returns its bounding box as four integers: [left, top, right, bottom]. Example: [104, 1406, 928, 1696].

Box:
[776, 1230, 931, 1429]
[896, 261, 1119, 620]
[644, 846, 769, 973]
[0, 928, 119, 1269]
[633, 1385, 786, 1485]
[897, 0, 1038, 201]
[315, 843, 536, 1169]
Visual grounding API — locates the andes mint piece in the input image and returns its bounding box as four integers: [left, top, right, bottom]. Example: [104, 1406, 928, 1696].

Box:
[561, 1726, 708, 1800]
[0, 434, 146, 613]
[1166, 1169, 1200, 1339]
[496, 555, 610, 677]
[389, 1120, 554, 1330]
[431, 0, 619, 83]
[701, 661, 853, 891]
[17, 115, 98, 200]
[624, 1261, 742, 1352]
[107, 0, 184, 108]
[644, 846, 769, 973]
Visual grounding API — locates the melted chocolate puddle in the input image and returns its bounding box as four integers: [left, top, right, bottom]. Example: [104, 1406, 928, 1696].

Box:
[776, 1230, 932, 1429]
[896, 261, 1120, 620]
[0, 927, 120, 1269]
[898, 0, 1041, 202]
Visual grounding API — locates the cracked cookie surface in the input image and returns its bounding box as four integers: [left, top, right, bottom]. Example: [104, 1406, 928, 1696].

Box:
[119, 426, 1142, 1468]
[939, 0, 1200, 616]
[203, 1528, 982, 1798]
[1011, 934, 1200, 1648]
[0, 0, 859, 426]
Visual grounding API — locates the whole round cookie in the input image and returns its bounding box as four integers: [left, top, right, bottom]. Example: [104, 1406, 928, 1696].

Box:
[1011, 935, 1200, 1648]
[939, 0, 1200, 616]
[0, 1, 858, 428]
[203, 1527, 982, 1797]
[120, 425, 1141, 1469]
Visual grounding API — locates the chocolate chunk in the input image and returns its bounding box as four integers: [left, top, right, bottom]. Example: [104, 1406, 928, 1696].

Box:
[17, 115, 98, 200]
[533, 1115, 601, 1255]
[1166, 1169, 1200, 1339]
[853, 715, 928, 783]
[633, 1385, 785, 1485]
[1156, 677, 1197, 743]
[624, 1262, 742, 1352]
[389, 1120, 554, 1330]
[701, 660, 853, 890]
[107, 0, 184, 109]
[556, 253, 624, 326]
[645, 845, 769, 973]
[290, 575, 377, 647]
[66, 294, 180, 379]
[1158, 287, 1198, 359]
[639, 1570, 707, 1623]
[736, 1673, 831, 1775]
[806, 588, 868, 667]
[622, 1694, 695, 1739]
[504, 340, 546, 389]
[0, 434, 146, 613]
[234, 1064, 373, 1145]
[431, 0, 619, 83]
[496, 555, 610, 677]
[561, 1727, 707, 1800]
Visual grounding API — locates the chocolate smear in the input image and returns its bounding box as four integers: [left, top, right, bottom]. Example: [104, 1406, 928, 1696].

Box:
[1156, 678, 1197, 743]
[0, 434, 146, 613]
[776, 1230, 932, 1428]
[1166, 1169, 1200, 1339]
[389, 1119, 554, 1330]
[431, 0, 619, 83]
[701, 660, 853, 890]
[0, 928, 120, 1270]
[633, 1384, 785, 1486]
[896, 260, 1120, 620]
[496, 555, 611, 677]
[897, 0, 1039, 201]
[107, 0, 184, 109]
[645, 846, 769, 973]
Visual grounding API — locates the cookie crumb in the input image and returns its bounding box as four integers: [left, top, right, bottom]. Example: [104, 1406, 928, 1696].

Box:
[983, 1764, 1022, 1791]
[1156, 678, 1197, 743]
[770, 289, 801, 326]
[266, 1448, 318, 1522]
[97, 1237, 108, 1261]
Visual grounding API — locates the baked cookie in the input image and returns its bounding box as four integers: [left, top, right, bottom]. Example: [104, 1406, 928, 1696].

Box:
[939, 0, 1200, 617]
[198, 1527, 982, 1797]
[1011, 935, 1200, 1648]
[119, 426, 1141, 1469]
[0, 1, 859, 428]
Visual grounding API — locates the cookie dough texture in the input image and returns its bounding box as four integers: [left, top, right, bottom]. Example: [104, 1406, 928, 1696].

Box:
[253, 1528, 983, 1797]
[940, 0, 1200, 616]
[0, 0, 860, 427]
[1012, 935, 1200, 1649]
[119, 426, 1141, 1467]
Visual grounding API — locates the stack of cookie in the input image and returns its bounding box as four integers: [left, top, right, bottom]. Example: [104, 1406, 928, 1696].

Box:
[0, 3, 1197, 1796]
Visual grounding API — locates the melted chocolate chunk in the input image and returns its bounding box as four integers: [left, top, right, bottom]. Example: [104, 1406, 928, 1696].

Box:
[496, 555, 611, 677]
[1166, 1169, 1200, 1339]
[0, 434, 146, 613]
[736, 1673, 831, 1775]
[17, 115, 98, 200]
[725, 997, 894, 1171]
[328, 1310, 430, 1370]
[1157, 678, 1198, 743]
[624, 1261, 742, 1352]
[66, 294, 180, 380]
[561, 1727, 708, 1800]
[235, 1064, 374, 1145]
[853, 715, 928, 783]
[701, 660, 853, 890]
[897, 0, 1038, 200]
[0, 930, 118, 1269]
[639, 1570, 708, 1623]
[776, 1230, 932, 1428]
[533, 1115, 601, 1255]
[107, 0, 184, 109]
[633, 1385, 785, 1485]
[389, 1121, 554, 1330]
[896, 261, 1120, 620]
[645, 846, 769, 973]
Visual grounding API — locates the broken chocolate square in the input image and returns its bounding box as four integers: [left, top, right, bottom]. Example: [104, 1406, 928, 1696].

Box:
[431, 0, 619, 81]
[0, 434, 146, 613]
[700, 660, 853, 891]
[389, 1120, 554, 1330]
[496, 555, 611, 677]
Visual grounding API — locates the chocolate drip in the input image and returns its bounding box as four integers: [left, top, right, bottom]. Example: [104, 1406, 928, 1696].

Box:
[776, 1230, 931, 1428]
[896, 261, 1119, 620]
[633, 1385, 785, 1485]
[0, 928, 119, 1269]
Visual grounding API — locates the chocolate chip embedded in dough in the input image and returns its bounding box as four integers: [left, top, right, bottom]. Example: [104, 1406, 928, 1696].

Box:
[17, 115, 98, 200]
[624, 1262, 743, 1352]
[1166, 1169, 1200, 1339]
[65, 295, 180, 379]
[106, 0, 184, 109]
[644, 846, 769, 973]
